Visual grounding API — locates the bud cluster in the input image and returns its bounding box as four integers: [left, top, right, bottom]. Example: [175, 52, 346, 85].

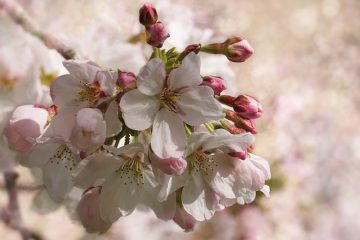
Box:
[2, 3, 270, 234]
[140, 2, 170, 48]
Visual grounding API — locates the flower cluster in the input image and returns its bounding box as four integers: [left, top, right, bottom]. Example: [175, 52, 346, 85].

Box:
[2, 2, 270, 233]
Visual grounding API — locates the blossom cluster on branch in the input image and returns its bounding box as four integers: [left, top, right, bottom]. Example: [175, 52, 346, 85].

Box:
[2, 2, 270, 233]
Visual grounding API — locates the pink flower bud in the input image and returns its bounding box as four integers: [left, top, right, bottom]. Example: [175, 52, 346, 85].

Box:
[201, 76, 227, 95]
[145, 22, 170, 48]
[185, 44, 201, 54]
[223, 37, 254, 62]
[3, 105, 49, 153]
[235, 118, 257, 134]
[218, 95, 236, 106]
[223, 109, 257, 134]
[173, 205, 196, 231]
[77, 187, 112, 233]
[233, 95, 262, 119]
[117, 71, 136, 90]
[229, 150, 248, 160]
[149, 149, 187, 175]
[139, 2, 158, 26]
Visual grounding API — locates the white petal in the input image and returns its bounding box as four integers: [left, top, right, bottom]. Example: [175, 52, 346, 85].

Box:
[185, 132, 213, 157]
[105, 100, 123, 138]
[43, 107, 77, 140]
[103, 143, 144, 156]
[26, 143, 61, 167]
[151, 108, 186, 159]
[50, 75, 82, 109]
[236, 189, 256, 205]
[182, 172, 216, 221]
[43, 160, 74, 202]
[73, 151, 122, 189]
[260, 185, 271, 198]
[100, 173, 141, 222]
[96, 70, 117, 96]
[202, 131, 254, 153]
[137, 58, 166, 96]
[204, 153, 236, 199]
[120, 89, 160, 130]
[177, 86, 224, 126]
[63, 60, 100, 83]
[168, 52, 202, 90]
[140, 172, 176, 220]
[156, 169, 188, 202]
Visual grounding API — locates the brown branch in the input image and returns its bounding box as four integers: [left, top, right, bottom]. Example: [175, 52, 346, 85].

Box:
[0, 0, 76, 60]
[0, 170, 43, 240]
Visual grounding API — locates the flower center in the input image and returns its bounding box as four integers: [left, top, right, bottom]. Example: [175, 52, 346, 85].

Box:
[77, 81, 102, 106]
[49, 145, 77, 171]
[188, 150, 217, 175]
[116, 155, 145, 186]
[0, 72, 18, 91]
[160, 88, 180, 112]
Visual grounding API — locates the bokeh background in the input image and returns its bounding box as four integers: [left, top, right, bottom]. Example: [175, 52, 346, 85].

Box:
[1, 0, 360, 239]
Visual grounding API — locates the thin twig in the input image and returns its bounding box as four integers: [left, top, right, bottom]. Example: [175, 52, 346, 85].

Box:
[0, 0, 76, 60]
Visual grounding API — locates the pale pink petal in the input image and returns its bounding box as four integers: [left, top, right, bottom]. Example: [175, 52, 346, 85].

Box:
[50, 74, 82, 108]
[168, 52, 202, 90]
[177, 86, 224, 126]
[137, 58, 166, 96]
[140, 173, 176, 220]
[104, 100, 123, 138]
[184, 132, 213, 157]
[100, 173, 141, 222]
[120, 89, 160, 130]
[103, 143, 144, 156]
[43, 160, 74, 202]
[73, 151, 122, 189]
[70, 108, 106, 153]
[43, 107, 77, 140]
[63, 60, 100, 83]
[236, 189, 256, 205]
[96, 70, 117, 96]
[203, 153, 236, 199]
[25, 143, 61, 167]
[231, 154, 271, 192]
[202, 131, 254, 153]
[156, 169, 188, 202]
[182, 172, 215, 221]
[151, 108, 186, 158]
[173, 204, 196, 231]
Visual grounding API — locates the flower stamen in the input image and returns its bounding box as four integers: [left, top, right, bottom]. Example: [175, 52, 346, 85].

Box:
[160, 88, 180, 112]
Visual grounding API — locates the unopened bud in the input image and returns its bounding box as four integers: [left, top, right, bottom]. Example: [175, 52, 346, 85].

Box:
[145, 22, 170, 48]
[201, 37, 254, 63]
[233, 95, 262, 119]
[218, 95, 236, 106]
[185, 44, 201, 54]
[201, 76, 227, 95]
[223, 37, 254, 62]
[77, 187, 112, 233]
[3, 105, 49, 153]
[223, 109, 257, 134]
[173, 204, 196, 231]
[117, 71, 136, 90]
[220, 120, 247, 135]
[139, 2, 158, 26]
[235, 118, 257, 134]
